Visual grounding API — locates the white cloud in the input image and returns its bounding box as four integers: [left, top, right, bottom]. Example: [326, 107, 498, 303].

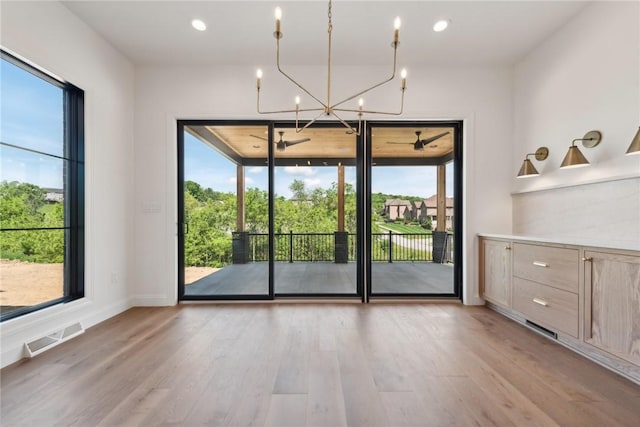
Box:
[303, 178, 323, 188]
[228, 176, 255, 185]
[247, 167, 264, 174]
[283, 166, 316, 176]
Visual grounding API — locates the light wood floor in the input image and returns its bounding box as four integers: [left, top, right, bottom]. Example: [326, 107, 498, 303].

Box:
[2, 304, 639, 426]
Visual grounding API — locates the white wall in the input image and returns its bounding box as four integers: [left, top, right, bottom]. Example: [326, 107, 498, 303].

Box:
[512, 2, 640, 244]
[133, 64, 514, 306]
[0, 2, 135, 367]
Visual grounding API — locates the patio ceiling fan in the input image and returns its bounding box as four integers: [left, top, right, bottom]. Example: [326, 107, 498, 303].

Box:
[250, 131, 311, 152]
[386, 131, 450, 151]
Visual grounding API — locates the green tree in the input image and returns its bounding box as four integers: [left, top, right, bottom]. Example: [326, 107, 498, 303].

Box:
[289, 179, 307, 201]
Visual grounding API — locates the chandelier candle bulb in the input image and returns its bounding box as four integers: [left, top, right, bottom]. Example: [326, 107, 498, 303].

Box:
[394, 17, 401, 44]
[401, 68, 407, 89]
[275, 7, 282, 34]
[256, 69, 262, 89]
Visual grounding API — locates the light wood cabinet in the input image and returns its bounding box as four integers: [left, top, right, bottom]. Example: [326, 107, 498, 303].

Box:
[584, 250, 640, 365]
[513, 243, 579, 293]
[479, 234, 640, 384]
[512, 277, 579, 337]
[481, 238, 512, 308]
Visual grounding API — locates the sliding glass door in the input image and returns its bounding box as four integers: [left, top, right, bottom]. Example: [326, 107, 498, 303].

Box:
[273, 124, 359, 296]
[367, 122, 461, 298]
[178, 121, 362, 300]
[179, 122, 270, 299]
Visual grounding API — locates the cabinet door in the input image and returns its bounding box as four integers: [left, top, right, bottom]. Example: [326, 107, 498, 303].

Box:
[482, 239, 512, 308]
[584, 250, 640, 365]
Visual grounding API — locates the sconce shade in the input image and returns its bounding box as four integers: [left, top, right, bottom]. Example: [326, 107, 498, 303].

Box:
[517, 159, 539, 178]
[560, 145, 589, 168]
[626, 126, 640, 155]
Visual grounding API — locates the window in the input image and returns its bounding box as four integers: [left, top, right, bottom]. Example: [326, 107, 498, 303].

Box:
[0, 51, 84, 321]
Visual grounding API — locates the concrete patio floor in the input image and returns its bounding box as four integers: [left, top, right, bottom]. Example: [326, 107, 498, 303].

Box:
[185, 261, 454, 296]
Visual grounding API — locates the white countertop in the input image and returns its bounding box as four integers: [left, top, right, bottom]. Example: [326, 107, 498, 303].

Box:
[478, 233, 640, 252]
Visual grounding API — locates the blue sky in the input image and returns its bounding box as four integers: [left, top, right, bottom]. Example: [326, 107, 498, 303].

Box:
[185, 132, 454, 199]
[1, 58, 65, 188]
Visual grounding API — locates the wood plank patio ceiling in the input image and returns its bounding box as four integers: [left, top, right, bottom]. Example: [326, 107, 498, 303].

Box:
[187, 125, 455, 166]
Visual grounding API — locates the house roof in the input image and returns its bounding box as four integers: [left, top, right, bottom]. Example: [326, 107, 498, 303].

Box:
[385, 199, 412, 207]
[421, 194, 454, 208]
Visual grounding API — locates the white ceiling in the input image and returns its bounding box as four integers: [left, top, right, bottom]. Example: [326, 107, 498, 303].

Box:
[62, 1, 589, 67]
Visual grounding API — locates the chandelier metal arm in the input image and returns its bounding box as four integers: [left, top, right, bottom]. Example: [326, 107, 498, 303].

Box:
[276, 38, 328, 108]
[333, 88, 405, 116]
[329, 110, 360, 135]
[295, 110, 328, 133]
[330, 47, 398, 109]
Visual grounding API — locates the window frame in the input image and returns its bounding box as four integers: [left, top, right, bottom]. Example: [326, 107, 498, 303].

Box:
[0, 50, 84, 321]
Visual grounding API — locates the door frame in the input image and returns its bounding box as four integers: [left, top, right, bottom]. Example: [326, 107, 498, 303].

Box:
[177, 119, 462, 302]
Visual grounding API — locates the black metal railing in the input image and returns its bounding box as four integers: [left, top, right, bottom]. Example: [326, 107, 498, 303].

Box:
[244, 231, 453, 263]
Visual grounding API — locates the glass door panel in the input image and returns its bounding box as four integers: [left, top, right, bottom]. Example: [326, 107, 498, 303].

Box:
[273, 125, 358, 295]
[181, 124, 269, 297]
[369, 125, 456, 296]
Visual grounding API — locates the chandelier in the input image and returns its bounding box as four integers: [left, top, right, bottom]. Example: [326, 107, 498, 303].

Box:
[256, 0, 407, 135]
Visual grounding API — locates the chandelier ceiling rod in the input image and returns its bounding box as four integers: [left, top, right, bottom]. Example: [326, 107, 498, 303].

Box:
[256, 0, 407, 135]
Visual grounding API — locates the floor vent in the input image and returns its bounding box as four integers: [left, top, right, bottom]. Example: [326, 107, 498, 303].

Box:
[526, 320, 557, 339]
[25, 322, 84, 358]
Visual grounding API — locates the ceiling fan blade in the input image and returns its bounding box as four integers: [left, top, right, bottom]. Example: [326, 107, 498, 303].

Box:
[419, 131, 450, 146]
[284, 138, 311, 147]
[386, 141, 413, 145]
[250, 134, 268, 141]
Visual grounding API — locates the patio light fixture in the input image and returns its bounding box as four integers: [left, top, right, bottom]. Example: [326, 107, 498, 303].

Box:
[560, 130, 602, 169]
[516, 147, 549, 178]
[256, 0, 407, 136]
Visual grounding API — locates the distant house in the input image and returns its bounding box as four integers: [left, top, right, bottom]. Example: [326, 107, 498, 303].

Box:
[44, 188, 64, 203]
[383, 199, 413, 221]
[416, 195, 454, 229]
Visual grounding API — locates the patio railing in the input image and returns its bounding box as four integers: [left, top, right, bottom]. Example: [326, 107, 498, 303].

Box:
[244, 231, 453, 263]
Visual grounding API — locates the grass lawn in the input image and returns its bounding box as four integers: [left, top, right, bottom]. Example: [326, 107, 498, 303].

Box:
[377, 222, 431, 234]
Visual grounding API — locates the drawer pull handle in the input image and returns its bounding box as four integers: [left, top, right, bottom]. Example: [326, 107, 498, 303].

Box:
[533, 261, 549, 268]
[582, 257, 593, 262]
[533, 298, 548, 307]
[505, 245, 511, 250]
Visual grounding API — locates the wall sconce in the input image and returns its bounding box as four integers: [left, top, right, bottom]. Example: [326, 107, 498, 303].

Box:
[626, 126, 640, 155]
[560, 130, 602, 169]
[517, 147, 549, 178]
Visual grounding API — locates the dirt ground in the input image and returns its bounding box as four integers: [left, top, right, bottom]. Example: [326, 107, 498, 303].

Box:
[185, 266, 219, 285]
[0, 259, 64, 307]
[0, 260, 219, 310]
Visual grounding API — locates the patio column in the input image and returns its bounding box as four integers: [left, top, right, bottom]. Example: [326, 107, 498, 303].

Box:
[433, 163, 448, 263]
[236, 164, 245, 231]
[233, 164, 248, 264]
[337, 162, 345, 232]
[436, 164, 446, 231]
[335, 162, 348, 263]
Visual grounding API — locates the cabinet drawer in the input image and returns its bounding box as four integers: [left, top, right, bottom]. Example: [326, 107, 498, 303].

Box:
[512, 277, 579, 338]
[513, 243, 579, 292]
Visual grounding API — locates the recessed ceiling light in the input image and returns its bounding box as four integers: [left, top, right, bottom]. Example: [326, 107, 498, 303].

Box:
[433, 19, 449, 32]
[191, 19, 207, 31]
